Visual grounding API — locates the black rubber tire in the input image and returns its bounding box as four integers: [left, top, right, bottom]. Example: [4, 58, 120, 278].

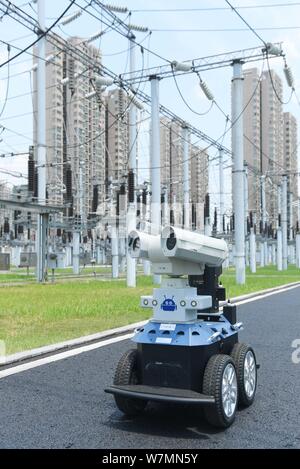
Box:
[202, 354, 238, 428]
[230, 343, 257, 408]
[113, 348, 147, 417]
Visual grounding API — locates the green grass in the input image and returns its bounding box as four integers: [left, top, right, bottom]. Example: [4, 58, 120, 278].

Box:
[0, 265, 299, 355]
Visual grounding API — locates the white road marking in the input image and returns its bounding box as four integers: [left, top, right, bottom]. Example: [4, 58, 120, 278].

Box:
[234, 283, 300, 306]
[0, 333, 133, 379]
[1, 282, 299, 379]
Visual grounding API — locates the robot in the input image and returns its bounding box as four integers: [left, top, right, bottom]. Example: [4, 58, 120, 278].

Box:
[105, 227, 258, 428]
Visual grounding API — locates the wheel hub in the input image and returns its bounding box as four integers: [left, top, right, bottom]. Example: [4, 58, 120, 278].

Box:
[222, 363, 237, 418]
[244, 350, 256, 398]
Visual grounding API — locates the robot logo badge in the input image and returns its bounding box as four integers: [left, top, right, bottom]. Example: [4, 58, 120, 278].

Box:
[161, 296, 177, 311]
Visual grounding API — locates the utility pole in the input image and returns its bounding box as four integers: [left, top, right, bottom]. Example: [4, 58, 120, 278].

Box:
[110, 183, 119, 279]
[150, 76, 161, 284]
[282, 175, 288, 270]
[289, 191, 293, 241]
[231, 60, 245, 284]
[277, 184, 283, 271]
[36, 0, 48, 282]
[126, 32, 137, 287]
[219, 149, 225, 233]
[260, 175, 268, 266]
[244, 162, 249, 266]
[182, 125, 190, 229]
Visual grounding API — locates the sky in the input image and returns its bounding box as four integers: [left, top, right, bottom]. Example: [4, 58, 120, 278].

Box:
[0, 0, 299, 215]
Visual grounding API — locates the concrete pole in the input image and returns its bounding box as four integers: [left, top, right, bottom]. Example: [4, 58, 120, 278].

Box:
[289, 191, 293, 241]
[260, 175, 268, 265]
[36, 0, 47, 282]
[150, 76, 161, 284]
[219, 149, 225, 233]
[249, 227, 256, 273]
[73, 231, 80, 274]
[231, 60, 245, 284]
[183, 126, 190, 229]
[244, 163, 248, 237]
[126, 34, 137, 287]
[277, 228, 283, 271]
[260, 241, 265, 267]
[110, 185, 119, 279]
[282, 175, 288, 270]
[296, 233, 300, 268]
[271, 242, 276, 265]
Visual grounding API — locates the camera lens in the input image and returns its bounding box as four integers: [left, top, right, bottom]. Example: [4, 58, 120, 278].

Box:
[166, 232, 176, 250]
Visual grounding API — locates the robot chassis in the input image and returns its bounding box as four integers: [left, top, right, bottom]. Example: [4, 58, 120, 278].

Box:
[105, 226, 258, 428]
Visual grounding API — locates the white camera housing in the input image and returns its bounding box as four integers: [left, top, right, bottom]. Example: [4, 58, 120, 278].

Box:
[161, 226, 228, 267]
[128, 230, 203, 275]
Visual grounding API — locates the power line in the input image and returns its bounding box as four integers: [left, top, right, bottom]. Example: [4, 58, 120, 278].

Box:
[225, 0, 267, 47]
[151, 26, 300, 32]
[131, 3, 300, 12]
[0, 0, 76, 69]
[0, 44, 11, 118]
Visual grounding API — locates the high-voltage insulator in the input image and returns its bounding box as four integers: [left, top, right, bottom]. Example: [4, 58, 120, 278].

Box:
[192, 203, 197, 230]
[104, 3, 128, 13]
[283, 64, 294, 88]
[213, 207, 217, 231]
[4, 218, 10, 234]
[92, 185, 99, 214]
[265, 42, 282, 56]
[249, 211, 253, 228]
[247, 217, 250, 235]
[264, 222, 268, 236]
[204, 193, 210, 220]
[128, 170, 135, 203]
[170, 209, 175, 225]
[86, 30, 105, 43]
[230, 214, 235, 232]
[34, 168, 38, 199]
[278, 213, 281, 227]
[66, 165, 72, 200]
[18, 225, 24, 235]
[296, 221, 299, 233]
[120, 183, 126, 196]
[171, 61, 192, 72]
[88, 229, 93, 240]
[68, 232, 72, 243]
[83, 236, 88, 244]
[222, 215, 225, 233]
[259, 220, 263, 234]
[127, 89, 145, 110]
[94, 76, 114, 87]
[57, 229, 62, 237]
[61, 9, 82, 26]
[199, 80, 214, 101]
[28, 146, 35, 193]
[127, 23, 149, 33]
[161, 193, 165, 204]
[116, 190, 120, 217]
[142, 188, 147, 206]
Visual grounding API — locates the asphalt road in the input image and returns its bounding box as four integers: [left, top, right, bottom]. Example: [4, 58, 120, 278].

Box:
[1, 286, 300, 449]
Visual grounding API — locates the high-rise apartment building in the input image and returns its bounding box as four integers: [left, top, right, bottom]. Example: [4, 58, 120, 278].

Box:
[190, 144, 209, 231]
[243, 68, 261, 219]
[283, 112, 298, 229]
[105, 88, 129, 186]
[242, 68, 296, 229]
[160, 118, 184, 202]
[159, 117, 208, 228]
[33, 35, 106, 223]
